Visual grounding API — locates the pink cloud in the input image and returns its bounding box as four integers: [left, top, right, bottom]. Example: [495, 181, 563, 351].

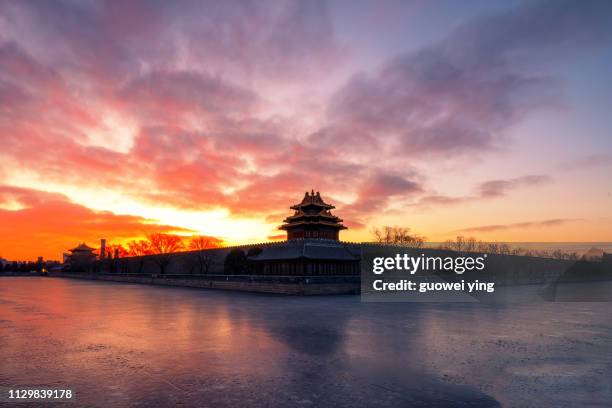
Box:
[455, 218, 581, 233]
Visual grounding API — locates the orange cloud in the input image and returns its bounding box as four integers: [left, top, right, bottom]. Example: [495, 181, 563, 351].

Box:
[0, 186, 192, 260]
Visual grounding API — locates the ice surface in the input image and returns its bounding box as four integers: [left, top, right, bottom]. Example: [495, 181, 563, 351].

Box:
[0, 277, 611, 407]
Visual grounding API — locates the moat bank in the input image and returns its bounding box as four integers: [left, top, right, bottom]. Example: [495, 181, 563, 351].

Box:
[47, 271, 360, 295]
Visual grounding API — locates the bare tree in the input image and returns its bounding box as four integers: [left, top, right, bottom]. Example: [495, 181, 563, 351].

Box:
[106, 244, 128, 259]
[439, 236, 582, 260]
[371, 226, 425, 248]
[127, 240, 152, 256]
[439, 236, 469, 252]
[464, 237, 477, 252]
[567, 252, 579, 261]
[551, 249, 580, 260]
[498, 243, 511, 255]
[148, 233, 185, 275]
[453, 236, 466, 251]
[188, 236, 222, 274]
[440, 237, 513, 255]
[127, 240, 152, 273]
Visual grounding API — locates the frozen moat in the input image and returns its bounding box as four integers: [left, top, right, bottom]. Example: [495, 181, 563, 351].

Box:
[0, 277, 611, 407]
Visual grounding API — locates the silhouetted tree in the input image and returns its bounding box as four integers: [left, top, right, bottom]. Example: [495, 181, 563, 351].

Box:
[371, 226, 425, 247]
[188, 235, 222, 274]
[439, 236, 582, 260]
[224, 249, 247, 275]
[148, 233, 185, 275]
[105, 244, 128, 259]
[127, 240, 152, 256]
[127, 240, 152, 273]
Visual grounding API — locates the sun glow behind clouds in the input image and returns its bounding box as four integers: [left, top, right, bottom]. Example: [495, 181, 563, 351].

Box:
[9, 177, 275, 245]
[0, 198, 26, 211]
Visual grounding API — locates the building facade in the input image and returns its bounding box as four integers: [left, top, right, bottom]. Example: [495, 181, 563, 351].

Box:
[65, 243, 97, 271]
[248, 239, 360, 276]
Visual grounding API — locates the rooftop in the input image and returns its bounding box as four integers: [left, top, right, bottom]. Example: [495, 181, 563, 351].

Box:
[69, 243, 96, 253]
[249, 239, 360, 261]
[290, 190, 335, 210]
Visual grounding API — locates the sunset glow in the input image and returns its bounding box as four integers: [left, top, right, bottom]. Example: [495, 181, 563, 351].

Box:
[1, 0, 611, 260]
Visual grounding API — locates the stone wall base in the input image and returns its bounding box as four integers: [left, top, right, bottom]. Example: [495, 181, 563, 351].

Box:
[47, 272, 360, 295]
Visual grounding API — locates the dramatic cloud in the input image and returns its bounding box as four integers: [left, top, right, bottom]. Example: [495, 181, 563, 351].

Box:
[0, 0, 344, 84]
[477, 175, 551, 198]
[415, 174, 552, 209]
[0, 186, 192, 260]
[119, 71, 259, 125]
[1, 0, 611, 257]
[347, 174, 423, 214]
[456, 218, 580, 233]
[323, 0, 612, 158]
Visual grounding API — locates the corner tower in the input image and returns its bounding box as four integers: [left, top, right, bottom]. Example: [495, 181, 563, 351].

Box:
[280, 190, 347, 240]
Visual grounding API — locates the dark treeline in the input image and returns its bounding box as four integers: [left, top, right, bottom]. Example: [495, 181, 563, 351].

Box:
[371, 226, 599, 261]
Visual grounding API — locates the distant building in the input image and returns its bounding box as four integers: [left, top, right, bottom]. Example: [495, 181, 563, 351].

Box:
[65, 243, 97, 271]
[280, 190, 347, 240]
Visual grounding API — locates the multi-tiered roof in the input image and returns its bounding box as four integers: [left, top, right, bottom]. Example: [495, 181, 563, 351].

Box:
[69, 243, 96, 253]
[280, 190, 347, 240]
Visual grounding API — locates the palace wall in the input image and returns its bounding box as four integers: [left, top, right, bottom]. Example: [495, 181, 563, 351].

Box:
[50, 242, 610, 295]
[71, 240, 363, 276]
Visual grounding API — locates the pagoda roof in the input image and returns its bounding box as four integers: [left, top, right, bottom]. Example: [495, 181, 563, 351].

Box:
[290, 190, 335, 210]
[69, 243, 96, 252]
[279, 220, 347, 230]
[283, 212, 342, 222]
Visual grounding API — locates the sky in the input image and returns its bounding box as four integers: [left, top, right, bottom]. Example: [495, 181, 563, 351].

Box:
[1, 0, 611, 260]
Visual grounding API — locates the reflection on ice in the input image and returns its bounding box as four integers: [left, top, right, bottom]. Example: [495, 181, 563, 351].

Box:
[1, 277, 611, 407]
